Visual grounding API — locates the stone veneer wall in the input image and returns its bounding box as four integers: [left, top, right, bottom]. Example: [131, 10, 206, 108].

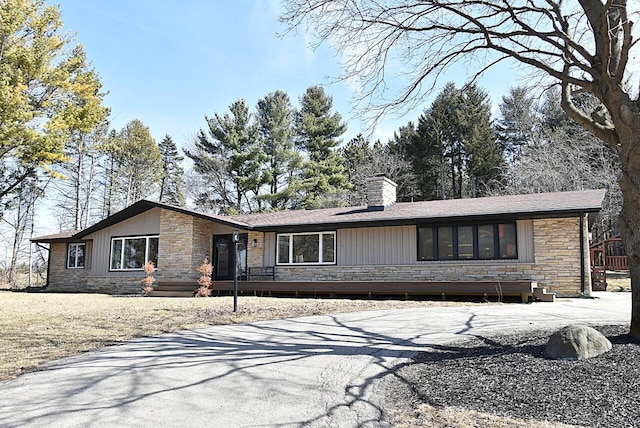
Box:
[366, 176, 397, 208]
[273, 216, 588, 297]
[47, 242, 89, 292]
[531, 216, 588, 296]
[157, 210, 214, 283]
[191, 217, 215, 278]
[247, 231, 264, 268]
[156, 210, 196, 282]
[83, 276, 142, 294]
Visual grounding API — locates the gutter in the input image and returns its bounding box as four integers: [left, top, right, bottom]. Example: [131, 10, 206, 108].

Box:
[35, 243, 50, 289]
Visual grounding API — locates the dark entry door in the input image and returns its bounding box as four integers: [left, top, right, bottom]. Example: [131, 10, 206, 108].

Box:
[213, 234, 247, 280]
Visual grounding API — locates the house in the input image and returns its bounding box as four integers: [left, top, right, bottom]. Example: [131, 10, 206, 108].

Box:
[33, 177, 605, 300]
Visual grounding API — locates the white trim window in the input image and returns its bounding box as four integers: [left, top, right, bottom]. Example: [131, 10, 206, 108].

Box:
[67, 243, 86, 269]
[110, 235, 159, 271]
[276, 232, 336, 265]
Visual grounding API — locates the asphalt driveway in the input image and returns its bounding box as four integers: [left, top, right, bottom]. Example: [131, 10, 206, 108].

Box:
[0, 293, 631, 427]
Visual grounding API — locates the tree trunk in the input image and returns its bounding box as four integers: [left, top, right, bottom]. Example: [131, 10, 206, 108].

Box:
[619, 168, 640, 338]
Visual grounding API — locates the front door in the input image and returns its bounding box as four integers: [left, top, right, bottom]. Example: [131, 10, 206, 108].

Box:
[213, 234, 247, 280]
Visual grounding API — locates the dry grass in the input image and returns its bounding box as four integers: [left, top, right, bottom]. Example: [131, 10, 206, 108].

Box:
[0, 291, 468, 383]
[606, 276, 631, 292]
[386, 404, 575, 428]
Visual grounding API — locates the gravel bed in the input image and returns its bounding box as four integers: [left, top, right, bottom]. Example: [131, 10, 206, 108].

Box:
[382, 324, 640, 427]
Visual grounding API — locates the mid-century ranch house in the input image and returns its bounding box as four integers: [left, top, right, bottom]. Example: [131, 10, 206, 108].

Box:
[33, 177, 605, 301]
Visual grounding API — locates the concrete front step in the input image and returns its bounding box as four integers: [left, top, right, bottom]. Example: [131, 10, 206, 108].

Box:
[533, 286, 556, 302]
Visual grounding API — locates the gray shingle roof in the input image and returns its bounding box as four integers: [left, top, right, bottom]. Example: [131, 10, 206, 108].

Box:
[31, 189, 606, 242]
[230, 189, 606, 229]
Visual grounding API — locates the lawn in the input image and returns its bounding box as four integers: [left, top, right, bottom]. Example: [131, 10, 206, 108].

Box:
[0, 291, 460, 382]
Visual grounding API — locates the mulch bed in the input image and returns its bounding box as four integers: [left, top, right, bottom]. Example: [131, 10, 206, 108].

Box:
[383, 324, 640, 427]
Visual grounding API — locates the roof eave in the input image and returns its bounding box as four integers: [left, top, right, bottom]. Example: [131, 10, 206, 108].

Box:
[251, 207, 603, 232]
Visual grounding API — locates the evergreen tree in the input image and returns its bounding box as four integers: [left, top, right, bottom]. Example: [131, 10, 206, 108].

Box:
[295, 86, 349, 208]
[256, 90, 301, 211]
[498, 87, 621, 240]
[0, 2, 108, 207]
[460, 83, 504, 196]
[186, 100, 264, 213]
[339, 134, 375, 206]
[401, 82, 503, 200]
[158, 135, 186, 206]
[496, 87, 537, 161]
[340, 135, 417, 205]
[101, 120, 162, 212]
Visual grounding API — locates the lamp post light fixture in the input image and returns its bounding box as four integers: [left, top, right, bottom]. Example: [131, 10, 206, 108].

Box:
[232, 230, 239, 313]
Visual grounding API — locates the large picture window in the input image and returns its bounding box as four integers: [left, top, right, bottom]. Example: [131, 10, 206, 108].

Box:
[67, 243, 86, 269]
[110, 235, 159, 270]
[418, 223, 517, 261]
[276, 232, 336, 265]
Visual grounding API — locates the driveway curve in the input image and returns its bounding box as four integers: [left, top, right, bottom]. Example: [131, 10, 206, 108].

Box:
[0, 292, 630, 428]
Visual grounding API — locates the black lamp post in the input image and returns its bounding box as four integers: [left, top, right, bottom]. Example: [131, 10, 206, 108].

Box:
[232, 230, 239, 312]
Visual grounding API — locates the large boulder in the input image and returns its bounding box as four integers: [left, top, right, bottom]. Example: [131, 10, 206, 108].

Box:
[544, 324, 612, 360]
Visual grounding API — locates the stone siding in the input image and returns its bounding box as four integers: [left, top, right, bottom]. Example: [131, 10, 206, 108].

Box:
[247, 231, 264, 268]
[366, 176, 397, 208]
[46, 242, 90, 292]
[275, 262, 535, 283]
[531, 216, 588, 296]
[84, 276, 142, 294]
[157, 210, 196, 282]
[191, 217, 215, 278]
[273, 216, 588, 297]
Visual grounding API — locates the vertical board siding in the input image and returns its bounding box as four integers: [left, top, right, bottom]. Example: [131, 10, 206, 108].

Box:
[338, 225, 416, 265]
[86, 208, 161, 276]
[264, 232, 276, 266]
[517, 219, 534, 263]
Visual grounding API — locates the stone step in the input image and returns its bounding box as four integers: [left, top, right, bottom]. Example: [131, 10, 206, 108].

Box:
[533, 286, 556, 302]
[147, 290, 194, 298]
[154, 283, 198, 292]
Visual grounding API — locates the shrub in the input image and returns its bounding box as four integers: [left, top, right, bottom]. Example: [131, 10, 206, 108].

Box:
[141, 261, 156, 295]
[195, 257, 213, 297]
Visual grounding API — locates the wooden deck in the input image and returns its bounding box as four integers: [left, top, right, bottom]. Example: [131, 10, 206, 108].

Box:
[149, 280, 552, 302]
[211, 280, 544, 302]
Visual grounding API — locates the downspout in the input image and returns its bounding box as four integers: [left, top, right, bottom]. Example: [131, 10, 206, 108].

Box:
[36, 243, 50, 289]
[579, 212, 593, 298]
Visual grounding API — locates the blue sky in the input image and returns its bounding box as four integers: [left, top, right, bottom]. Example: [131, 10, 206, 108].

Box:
[56, 0, 520, 150]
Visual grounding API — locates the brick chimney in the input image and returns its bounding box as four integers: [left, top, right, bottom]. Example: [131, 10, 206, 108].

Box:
[366, 175, 397, 211]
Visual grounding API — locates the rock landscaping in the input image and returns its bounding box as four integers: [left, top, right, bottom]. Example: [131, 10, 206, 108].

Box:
[383, 324, 639, 427]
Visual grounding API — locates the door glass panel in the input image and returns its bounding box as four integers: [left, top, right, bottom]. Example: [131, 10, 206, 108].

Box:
[215, 238, 229, 277]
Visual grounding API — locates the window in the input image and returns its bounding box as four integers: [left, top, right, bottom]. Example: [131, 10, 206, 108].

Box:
[276, 232, 336, 265]
[67, 243, 86, 269]
[110, 236, 159, 270]
[418, 222, 517, 261]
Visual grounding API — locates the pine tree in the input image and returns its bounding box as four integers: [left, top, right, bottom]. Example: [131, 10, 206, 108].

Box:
[158, 135, 186, 206]
[0, 2, 108, 207]
[256, 90, 301, 211]
[101, 120, 163, 211]
[185, 100, 265, 214]
[295, 86, 349, 208]
[460, 83, 504, 197]
[496, 87, 537, 161]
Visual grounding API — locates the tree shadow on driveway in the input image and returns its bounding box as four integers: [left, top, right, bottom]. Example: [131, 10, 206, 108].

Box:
[0, 303, 630, 427]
